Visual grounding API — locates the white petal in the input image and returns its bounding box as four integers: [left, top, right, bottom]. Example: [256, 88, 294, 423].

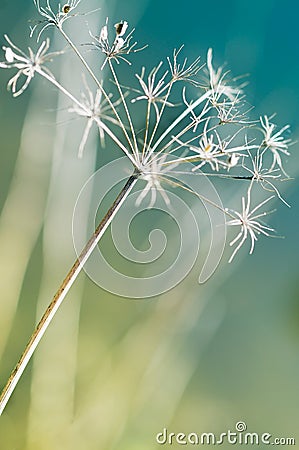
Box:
[114, 38, 124, 52]
[5, 47, 14, 63]
[100, 25, 108, 41]
[228, 153, 239, 168]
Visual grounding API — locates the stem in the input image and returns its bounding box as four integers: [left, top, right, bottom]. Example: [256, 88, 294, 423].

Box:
[108, 60, 139, 160]
[58, 25, 101, 90]
[146, 80, 173, 155]
[36, 68, 138, 168]
[141, 101, 151, 159]
[58, 26, 136, 158]
[0, 172, 139, 415]
[147, 90, 211, 158]
[159, 174, 234, 219]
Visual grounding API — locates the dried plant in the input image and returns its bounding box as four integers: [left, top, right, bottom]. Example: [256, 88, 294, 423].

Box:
[0, 0, 292, 414]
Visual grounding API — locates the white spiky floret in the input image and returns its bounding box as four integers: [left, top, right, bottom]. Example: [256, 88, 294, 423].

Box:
[30, 0, 82, 41]
[93, 18, 146, 70]
[260, 115, 291, 176]
[68, 78, 123, 157]
[0, 35, 59, 97]
[227, 182, 275, 262]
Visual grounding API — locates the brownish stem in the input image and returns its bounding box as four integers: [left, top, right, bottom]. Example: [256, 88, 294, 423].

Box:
[0, 172, 139, 415]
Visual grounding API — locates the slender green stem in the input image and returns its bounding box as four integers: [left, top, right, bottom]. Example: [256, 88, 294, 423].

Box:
[0, 173, 139, 415]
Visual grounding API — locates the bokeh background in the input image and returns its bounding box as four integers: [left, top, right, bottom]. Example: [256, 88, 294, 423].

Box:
[0, 0, 299, 449]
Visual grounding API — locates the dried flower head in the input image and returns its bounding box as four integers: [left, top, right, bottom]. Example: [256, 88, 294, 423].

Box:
[167, 45, 202, 85]
[135, 154, 179, 208]
[0, 35, 58, 96]
[260, 115, 291, 176]
[0, 14, 292, 262]
[241, 149, 290, 206]
[227, 182, 275, 262]
[174, 121, 227, 172]
[30, 0, 81, 40]
[69, 77, 123, 157]
[92, 18, 146, 70]
[131, 63, 175, 118]
[203, 48, 247, 107]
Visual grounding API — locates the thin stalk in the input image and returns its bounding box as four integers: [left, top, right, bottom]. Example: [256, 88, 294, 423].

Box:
[108, 60, 139, 160]
[146, 81, 174, 155]
[58, 25, 102, 90]
[159, 174, 234, 219]
[0, 172, 139, 415]
[36, 68, 138, 168]
[142, 101, 151, 159]
[58, 26, 136, 157]
[159, 144, 258, 167]
[145, 90, 211, 162]
[37, 67, 87, 111]
[158, 101, 212, 157]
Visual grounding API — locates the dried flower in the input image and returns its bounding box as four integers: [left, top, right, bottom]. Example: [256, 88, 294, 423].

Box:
[69, 77, 123, 156]
[0, 35, 58, 96]
[0, 16, 291, 261]
[0, 5, 293, 420]
[92, 19, 146, 69]
[131, 63, 174, 118]
[167, 45, 202, 85]
[205, 48, 246, 105]
[242, 151, 290, 206]
[260, 115, 291, 175]
[31, 0, 81, 40]
[215, 94, 254, 126]
[177, 121, 227, 171]
[136, 154, 181, 208]
[227, 182, 275, 262]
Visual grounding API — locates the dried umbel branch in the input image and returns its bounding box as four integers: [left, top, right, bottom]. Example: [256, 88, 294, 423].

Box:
[0, 0, 292, 414]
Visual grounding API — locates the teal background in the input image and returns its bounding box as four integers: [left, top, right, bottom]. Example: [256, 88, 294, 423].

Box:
[0, 1, 299, 449]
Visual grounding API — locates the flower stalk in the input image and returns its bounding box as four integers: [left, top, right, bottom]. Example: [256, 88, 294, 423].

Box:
[0, 172, 139, 415]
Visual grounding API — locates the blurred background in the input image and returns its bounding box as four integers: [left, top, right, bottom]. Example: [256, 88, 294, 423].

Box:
[0, 0, 299, 449]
